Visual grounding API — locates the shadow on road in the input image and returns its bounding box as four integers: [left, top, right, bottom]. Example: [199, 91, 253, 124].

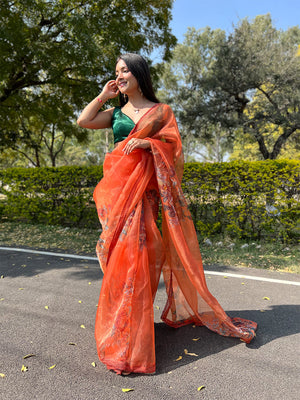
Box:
[153, 304, 300, 375]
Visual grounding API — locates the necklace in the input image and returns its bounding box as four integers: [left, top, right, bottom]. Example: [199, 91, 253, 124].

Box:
[127, 102, 141, 114]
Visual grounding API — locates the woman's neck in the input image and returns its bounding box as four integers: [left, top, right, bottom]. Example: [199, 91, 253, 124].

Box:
[126, 92, 151, 109]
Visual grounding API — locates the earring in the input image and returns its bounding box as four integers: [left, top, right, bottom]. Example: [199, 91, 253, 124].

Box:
[138, 87, 144, 97]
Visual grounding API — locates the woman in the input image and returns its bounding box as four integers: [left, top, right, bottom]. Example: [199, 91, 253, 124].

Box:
[77, 53, 257, 375]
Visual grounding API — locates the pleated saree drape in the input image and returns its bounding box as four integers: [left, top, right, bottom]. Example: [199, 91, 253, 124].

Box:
[93, 103, 257, 375]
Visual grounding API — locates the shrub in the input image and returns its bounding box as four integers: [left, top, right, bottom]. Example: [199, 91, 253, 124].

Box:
[182, 160, 299, 242]
[0, 166, 103, 228]
[0, 160, 299, 243]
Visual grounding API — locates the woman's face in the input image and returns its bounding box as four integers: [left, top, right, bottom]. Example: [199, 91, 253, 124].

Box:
[115, 59, 139, 96]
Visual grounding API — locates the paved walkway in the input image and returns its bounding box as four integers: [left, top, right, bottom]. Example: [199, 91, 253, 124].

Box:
[1, 247, 299, 400]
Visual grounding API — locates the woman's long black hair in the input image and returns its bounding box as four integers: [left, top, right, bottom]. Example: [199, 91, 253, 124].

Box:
[116, 53, 160, 107]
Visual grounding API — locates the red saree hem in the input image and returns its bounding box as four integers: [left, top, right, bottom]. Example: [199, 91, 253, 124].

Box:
[93, 104, 257, 374]
[99, 358, 156, 376]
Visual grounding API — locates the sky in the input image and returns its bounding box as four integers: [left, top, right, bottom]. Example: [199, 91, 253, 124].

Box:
[170, 0, 300, 41]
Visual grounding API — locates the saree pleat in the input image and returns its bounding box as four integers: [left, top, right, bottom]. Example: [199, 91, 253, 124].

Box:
[93, 104, 257, 374]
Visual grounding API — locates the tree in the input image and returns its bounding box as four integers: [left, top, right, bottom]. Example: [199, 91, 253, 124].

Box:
[230, 130, 300, 161]
[230, 91, 300, 161]
[1, 87, 88, 166]
[160, 15, 300, 160]
[56, 129, 114, 167]
[0, 0, 176, 165]
[159, 27, 231, 161]
[208, 15, 300, 159]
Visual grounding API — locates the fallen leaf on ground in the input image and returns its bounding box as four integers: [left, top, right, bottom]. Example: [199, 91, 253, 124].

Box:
[68, 342, 76, 346]
[263, 297, 270, 300]
[18, 288, 24, 290]
[197, 386, 205, 391]
[223, 276, 228, 279]
[241, 282, 245, 285]
[174, 356, 182, 361]
[21, 365, 28, 372]
[91, 362, 96, 367]
[78, 300, 82, 303]
[0, 373, 5, 378]
[0, 298, 4, 301]
[88, 282, 92, 285]
[80, 324, 86, 329]
[23, 354, 35, 359]
[154, 305, 159, 310]
[48, 364, 56, 370]
[1, 275, 4, 279]
[122, 388, 134, 393]
[184, 348, 198, 356]
[44, 306, 49, 310]
[192, 338, 200, 341]
[187, 352, 198, 356]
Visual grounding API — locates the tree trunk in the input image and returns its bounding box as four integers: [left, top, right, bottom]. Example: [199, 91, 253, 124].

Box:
[253, 130, 270, 159]
[270, 127, 299, 159]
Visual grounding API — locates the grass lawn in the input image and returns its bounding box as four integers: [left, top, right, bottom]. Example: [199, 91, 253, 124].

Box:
[0, 221, 299, 274]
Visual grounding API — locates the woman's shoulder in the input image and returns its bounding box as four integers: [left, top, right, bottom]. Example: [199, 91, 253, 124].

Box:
[156, 103, 175, 117]
[110, 106, 121, 119]
[157, 103, 173, 111]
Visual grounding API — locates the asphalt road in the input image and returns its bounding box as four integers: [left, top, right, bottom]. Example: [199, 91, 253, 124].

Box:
[0, 247, 299, 400]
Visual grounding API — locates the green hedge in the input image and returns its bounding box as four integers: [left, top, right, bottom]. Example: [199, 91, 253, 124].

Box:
[0, 166, 103, 228]
[0, 160, 299, 243]
[182, 160, 299, 242]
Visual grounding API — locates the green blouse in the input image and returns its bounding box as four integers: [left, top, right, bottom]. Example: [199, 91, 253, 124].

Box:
[112, 107, 135, 144]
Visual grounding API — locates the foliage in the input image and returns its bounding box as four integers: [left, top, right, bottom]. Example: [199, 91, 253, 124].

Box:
[212, 15, 300, 159]
[0, 160, 299, 243]
[0, 165, 103, 227]
[0, 129, 115, 168]
[182, 160, 299, 243]
[0, 0, 176, 164]
[160, 15, 300, 160]
[54, 129, 114, 166]
[159, 27, 232, 161]
[230, 126, 300, 162]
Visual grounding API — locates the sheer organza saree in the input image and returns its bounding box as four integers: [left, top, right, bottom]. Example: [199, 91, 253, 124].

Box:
[93, 103, 257, 375]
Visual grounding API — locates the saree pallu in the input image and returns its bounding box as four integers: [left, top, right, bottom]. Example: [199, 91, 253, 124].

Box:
[93, 103, 257, 375]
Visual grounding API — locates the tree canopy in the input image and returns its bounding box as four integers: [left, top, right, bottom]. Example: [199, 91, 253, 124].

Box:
[0, 0, 176, 166]
[160, 15, 300, 160]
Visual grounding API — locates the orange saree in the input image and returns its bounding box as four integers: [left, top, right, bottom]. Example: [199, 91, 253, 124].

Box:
[93, 103, 257, 375]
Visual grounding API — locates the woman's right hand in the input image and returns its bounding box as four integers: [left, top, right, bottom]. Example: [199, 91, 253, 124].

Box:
[77, 80, 119, 129]
[100, 80, 119, 100]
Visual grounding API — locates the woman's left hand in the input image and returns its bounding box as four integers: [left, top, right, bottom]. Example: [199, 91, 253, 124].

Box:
[123, 138, 151, 155]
